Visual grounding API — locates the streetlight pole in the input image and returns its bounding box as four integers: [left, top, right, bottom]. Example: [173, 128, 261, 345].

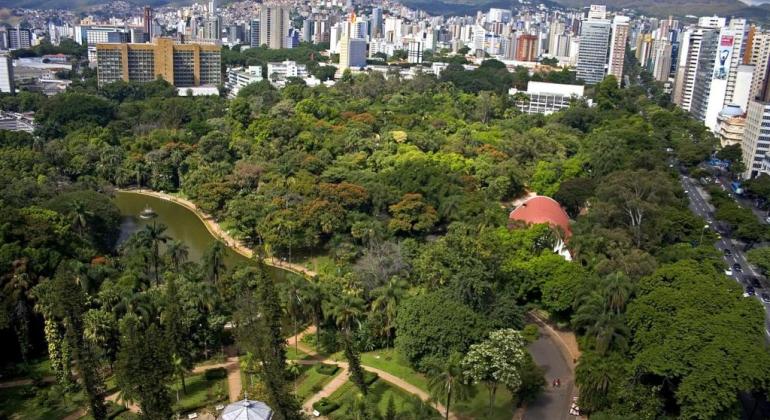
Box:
[699, 224, 709, 245]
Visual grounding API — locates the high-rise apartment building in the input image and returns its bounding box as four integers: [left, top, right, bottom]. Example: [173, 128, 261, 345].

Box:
[516, 34, 538, 61]
[576, 17, 611, 84]
[723, 19, 748, 106]
[651, 40, 673, 81]
[260, 5, 291, 49]
[742, 100, 770, 178]
[96, 38, 221, 87]
[672, 17, 725, 110]
[748, 30, 770, 101]
[0, 55, 14, 93]
[8, 27, 32, 50]
[607, 16, 630, 83]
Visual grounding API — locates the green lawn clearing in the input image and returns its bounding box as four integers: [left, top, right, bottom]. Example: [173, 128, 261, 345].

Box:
[171, 372, 228, 415]
[295, 363, 340, 401]
[326, 378, 439, 420]
[360, 349, 428, 391]
[0, 384, 82, 419]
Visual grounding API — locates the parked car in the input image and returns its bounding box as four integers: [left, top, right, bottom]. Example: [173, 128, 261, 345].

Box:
[725, 268, 733, 276]
[733, 263, 742, 272]
[746, 286, 756, 296]
[723, 248, 732, 256]
[750, 277, 763, 289]
[761, 293, 770, 303]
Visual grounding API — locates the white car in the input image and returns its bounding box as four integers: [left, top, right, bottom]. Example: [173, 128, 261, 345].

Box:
[725, 268, 733, 276]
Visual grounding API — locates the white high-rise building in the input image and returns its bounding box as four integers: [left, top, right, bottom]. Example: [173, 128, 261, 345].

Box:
[673, 25, 722, 111]
[748, 30, 770, 101]
[0, 55, 14, 94]
[724, 19, 748, 106]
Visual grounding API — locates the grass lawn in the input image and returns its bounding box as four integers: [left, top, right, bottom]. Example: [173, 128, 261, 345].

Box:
[360, 349, 428, 391]
[294, 364, 340, 401]
[359, 349, 516, 420]
[0, 358, 52, 381]
[453, 386, 516, 420]
[286, 345, 311, 360]
[327, 378, 439, 420]
[0, 384, 83, 419]
[171, 372, 228, 415]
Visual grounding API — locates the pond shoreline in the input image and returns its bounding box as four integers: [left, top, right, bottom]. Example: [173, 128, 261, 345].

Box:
[117, 188, 318, 280]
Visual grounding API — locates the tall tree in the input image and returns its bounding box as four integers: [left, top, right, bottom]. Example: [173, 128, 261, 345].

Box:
[370, 276, 407, 346]
[143, 222, 169, 286]
[462, 329, 527, 415]
[115, 316, 174, 420]
[328, 293, 368, 395]
[37, 267, 108, 419]
[165, 240, 189, 272]
[427, 352, 473, 420]
[204, 241, 226, 284]
[299, 281, 325, 352]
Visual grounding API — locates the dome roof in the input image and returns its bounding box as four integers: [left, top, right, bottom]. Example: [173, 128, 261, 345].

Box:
[719, 103, 743, 117]
[219, 400, 273, 420]
[509, 196, 572, 238]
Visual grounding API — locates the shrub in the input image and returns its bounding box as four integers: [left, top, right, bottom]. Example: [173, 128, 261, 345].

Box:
[522, 324, 540, 343]
[363, 371, 379, 386]
[204, 367, 227, 380]
[313, 397, 340, 415]
[316, 363, 339, 376]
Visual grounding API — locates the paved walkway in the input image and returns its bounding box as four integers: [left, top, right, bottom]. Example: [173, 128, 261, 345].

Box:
[286, 327, 457, 419]
[120, 189, 318, 279]
[193, 356, 242, 403]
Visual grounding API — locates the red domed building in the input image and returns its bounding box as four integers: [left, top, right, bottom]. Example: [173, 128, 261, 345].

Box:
[509, 195, 572, 260]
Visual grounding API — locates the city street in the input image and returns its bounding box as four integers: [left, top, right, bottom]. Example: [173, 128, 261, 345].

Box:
[680, 175, 770, 337]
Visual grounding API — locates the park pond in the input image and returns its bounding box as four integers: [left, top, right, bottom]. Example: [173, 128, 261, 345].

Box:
[114, 190, 298, 281]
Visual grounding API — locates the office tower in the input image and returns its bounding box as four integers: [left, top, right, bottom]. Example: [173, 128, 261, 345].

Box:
[516, 34, 538, 61]
[371, 7, 383, 38]
[143, 6, 153, 42]
[208, 0, 217, 16]
[96, 38, 221, 87]
[724, 19, 748, 106]
[608, 16, 630, 83]
[302, 19, 312, 42]
[742, 100, 770, 178]
[250, 19, 260, 47]
[0, 55, 14, 93]
[339, 14, 366, 71]
[408, 40, 423, 63]
[260, 5, 291, 49]
[8, 27, 31, 50]
[576, 16, 611, 84]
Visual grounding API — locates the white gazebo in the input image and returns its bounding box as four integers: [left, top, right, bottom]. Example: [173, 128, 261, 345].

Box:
[218, 399, 273, 420]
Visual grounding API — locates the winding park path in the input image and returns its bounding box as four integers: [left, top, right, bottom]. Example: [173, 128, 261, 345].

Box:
[118, 188, 319, 279]
[287, 326, 458, 420]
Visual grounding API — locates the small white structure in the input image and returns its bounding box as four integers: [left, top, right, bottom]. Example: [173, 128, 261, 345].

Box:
[266, 60, 308, 86]
[226, 66, 264, 97]
[218, 399, 273, 420]
[510, 81, 587, 115]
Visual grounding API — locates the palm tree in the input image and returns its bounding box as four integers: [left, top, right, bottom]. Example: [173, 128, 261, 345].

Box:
[165, 240, 189, 272]
[573, 293, 629, 355]
[300, 281, 325, 352]
[427, 352, 473, 420]
[172, 353, 189, 401]
[143, 222, 169, 286]
[603, 272, 633, 314]
[69, 200, 92, 238]
[204, 241, 226, 284]
[240, 351, 259, 387]
[327, 293, 368, 394]
[371, 277, 408, 347]
[327, 294, 365, 337]
[284, 277, 305, 357]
